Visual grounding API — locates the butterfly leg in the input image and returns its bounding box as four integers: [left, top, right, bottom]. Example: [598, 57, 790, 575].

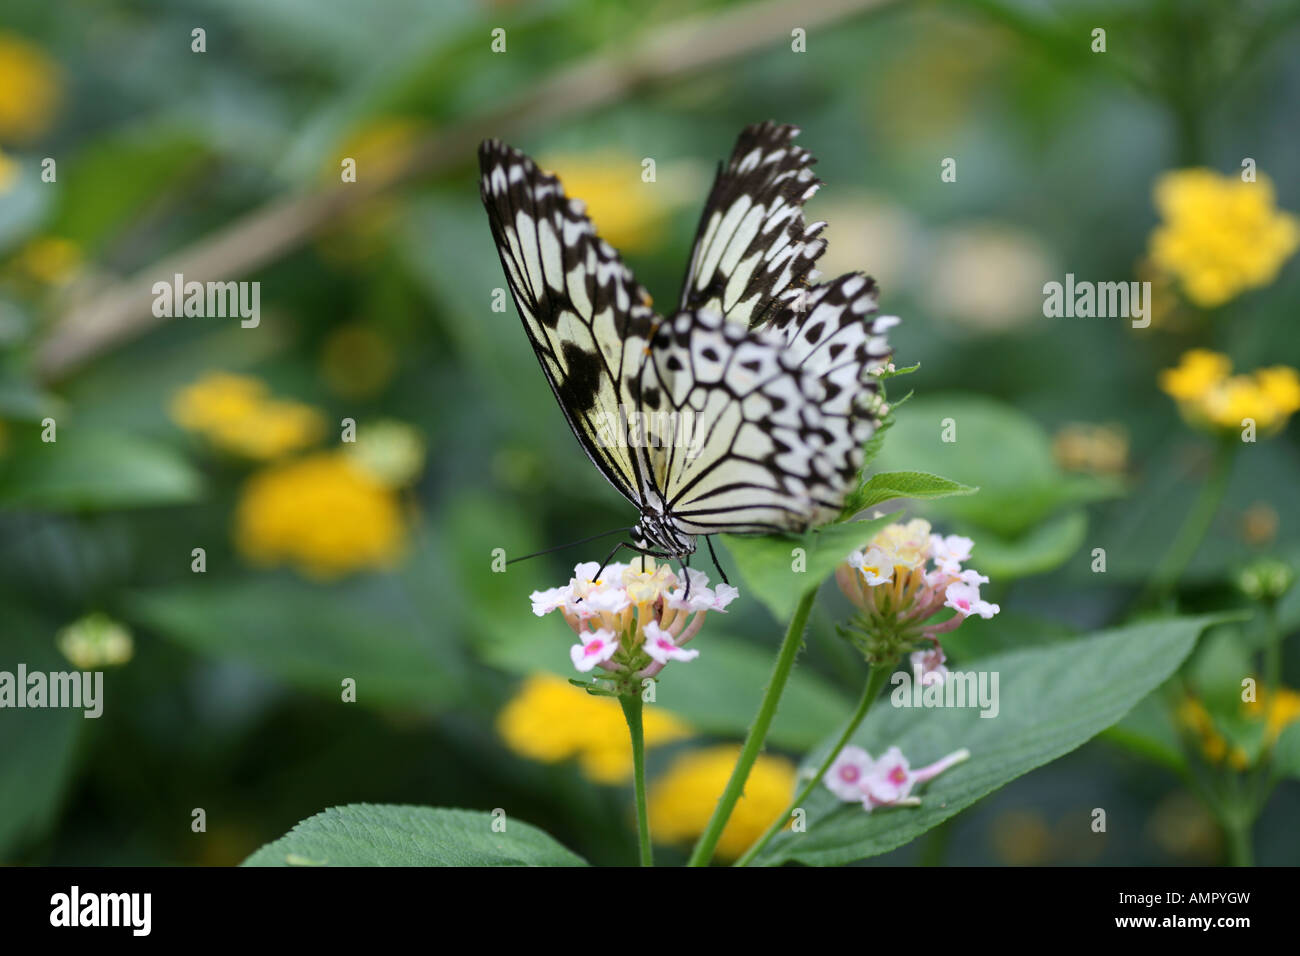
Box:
[590, 540, 631, 586]
[680, 550, 692, 601]
[705, 535, 730, 586]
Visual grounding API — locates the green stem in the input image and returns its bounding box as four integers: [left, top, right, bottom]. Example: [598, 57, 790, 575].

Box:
[1224, 811, 1254, 867]
[734, 660, 892, 867]
[1263, 601, 1281, 691]
[1140, 440, 1235, 609]
[619, 693, 653, 867]
[686, 587, 817, 867]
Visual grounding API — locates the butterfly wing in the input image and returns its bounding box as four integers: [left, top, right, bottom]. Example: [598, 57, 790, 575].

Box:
[677, 122, 827, 329]
[479, 140, 663, 509]
[647, 279, 894, 536]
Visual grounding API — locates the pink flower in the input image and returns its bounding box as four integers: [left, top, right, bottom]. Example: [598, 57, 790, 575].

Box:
[848, 546, 895, 586]
[531, 557, 736, 683]
[929, 534, 973, 574]
[529, 586, 571, 617]
[861, 746, 915, 808]
[910, 646, 948, 686]
[569, 628, 619, 672]
[667, 568, 739, 612]
[824, 745, 874, 801]
[944, 581, 1000, 619]
[642, 621, 700, 664]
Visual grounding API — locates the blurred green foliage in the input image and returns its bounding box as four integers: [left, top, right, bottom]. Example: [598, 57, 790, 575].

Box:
[1, 0, 1298, 866]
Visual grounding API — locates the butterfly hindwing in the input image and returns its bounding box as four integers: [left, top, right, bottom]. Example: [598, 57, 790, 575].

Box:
[645, 300, 891, 536]
[479, 140, 662, 509]
[678, 122, 827, 329]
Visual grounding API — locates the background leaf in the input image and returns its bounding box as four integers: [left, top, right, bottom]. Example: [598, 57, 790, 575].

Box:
[242, 804, 587, 866]
[752, 614, 1229, 866]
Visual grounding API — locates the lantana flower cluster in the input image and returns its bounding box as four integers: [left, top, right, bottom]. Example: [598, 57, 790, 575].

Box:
[1159, 348, 1300, 435]
[825, 744, 969, 812]
[531, 557, 737, 692]
[834, 518, 999, 668]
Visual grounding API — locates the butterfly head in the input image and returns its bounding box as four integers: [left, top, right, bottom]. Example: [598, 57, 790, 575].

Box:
[631, 513, 696, 559]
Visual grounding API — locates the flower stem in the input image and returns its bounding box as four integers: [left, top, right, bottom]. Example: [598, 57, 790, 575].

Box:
[619, 692, 653, 867]
[734, 660, 893, 866]
[1140, 439, 1235, 609]
[686, 587, 817, 867]
[1224, 811, 1254, 867]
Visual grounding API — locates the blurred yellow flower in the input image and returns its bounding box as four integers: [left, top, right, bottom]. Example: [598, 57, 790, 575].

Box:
[1240, 502, 1279, 547]
[1052, 422, 1128, 476]
[1159, 350, 1300, 434]
[234, 451, 406, 578]
[648, 744, 795, 861]
[1158, 348, 1231, 402]
[330, 117, 423, 184]
[171, 372, 325, 460]
[0, 147, 17, 191]
[1179, 686, 1300, 770]
[541, 151, 665, 253]
[320, 323, 398, 398]
[1149, 169, 1299, 308]
[921, 222, 1055, 333]
[0, 33, 61, 142]
[15, 236, 81, 284]
[496, 673, 691, 783]
[56, 613, 134, 669]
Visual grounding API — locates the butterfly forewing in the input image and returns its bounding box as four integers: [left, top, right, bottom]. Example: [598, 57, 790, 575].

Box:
[479, 125, 899, 556]
[678, 122, 827, 329]
[479, 140, 662, 509]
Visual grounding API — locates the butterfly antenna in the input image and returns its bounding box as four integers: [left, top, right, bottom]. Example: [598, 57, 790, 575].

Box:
[705, 535, 730, 586]
[505, 527, 634, 566]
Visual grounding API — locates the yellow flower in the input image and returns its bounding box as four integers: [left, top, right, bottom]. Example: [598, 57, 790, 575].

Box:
[1158, 349, 1230, 402]
[0, 33, 61, 142]
[320, 323, 397, 399]
[648, 744, 796, 861]
[869, 518, 932, 570]
[170, 372, 325, 460]
[540, 152, 666, 253]
[1149, 169, 1300, 308]
[1159, 351, 1300, 434]
[1051, 422, 1128, 476]
[15, 236, 81, 284]
[0, 147, 17, 192]
[234, 451, 406, 578]
[1244, 685, 1300, 743]
[496, 674, 691, 783]
[1179, 686, 1300, 770]
[329, 117, 423, 184]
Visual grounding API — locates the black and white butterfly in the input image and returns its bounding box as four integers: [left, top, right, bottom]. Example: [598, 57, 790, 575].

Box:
[478, 122, 897, 566]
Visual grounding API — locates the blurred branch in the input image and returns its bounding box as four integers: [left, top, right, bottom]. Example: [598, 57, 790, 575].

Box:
[35, 0, 898, 381]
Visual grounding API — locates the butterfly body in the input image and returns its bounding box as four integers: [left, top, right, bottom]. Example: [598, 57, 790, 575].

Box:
[479, 123, 897, 561]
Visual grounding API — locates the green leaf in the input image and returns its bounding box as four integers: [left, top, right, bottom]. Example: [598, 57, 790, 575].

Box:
[752, 614, 1229, 866]
[842, 470, 977, 516]
[0, 615, 84, 857]
[127, 560, 472, 711]
[0, 429, 203, 511]
[1275, 722, 1300, 780]
[242, 804, 587, 866]
[1102, 693, 1186, 773]
[872, 394, 1123, 537]
[47, 126, 207, 253]
[720, 513, 896, 622]
[958, 509, 1089, 579]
